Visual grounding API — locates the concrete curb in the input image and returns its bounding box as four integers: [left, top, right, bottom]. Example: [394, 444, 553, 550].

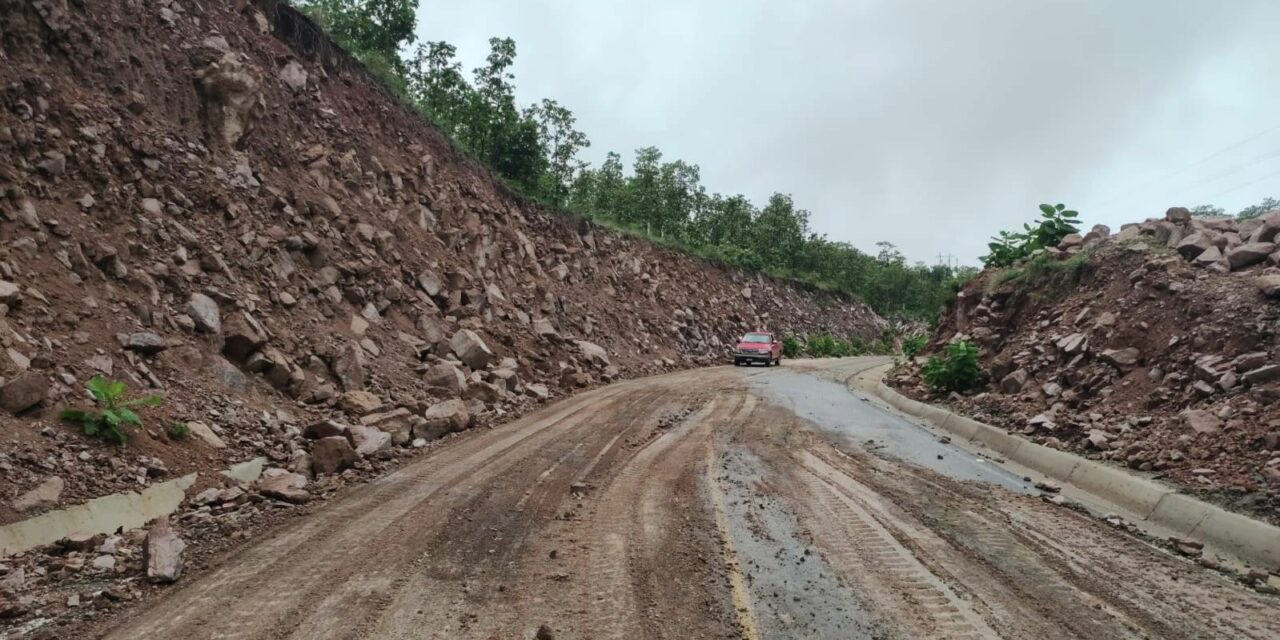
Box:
[1, 474, 197, 557]
[854, 363, 1280, 573]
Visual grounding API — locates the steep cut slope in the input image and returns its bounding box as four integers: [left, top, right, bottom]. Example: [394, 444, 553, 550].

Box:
[0, 0, 882, 529]
[893, 208, 1280, 521]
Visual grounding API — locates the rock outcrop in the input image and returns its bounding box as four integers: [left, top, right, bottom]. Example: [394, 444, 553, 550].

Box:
[893, 207, 1280, 521]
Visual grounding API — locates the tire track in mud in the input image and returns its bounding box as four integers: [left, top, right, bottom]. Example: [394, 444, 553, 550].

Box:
[364, 386, 680, 639]
[796, 453, 997, 640]
[105, 383, 640, 639]
[799, 442, 1280, 640]
[569, 393, 753, 639]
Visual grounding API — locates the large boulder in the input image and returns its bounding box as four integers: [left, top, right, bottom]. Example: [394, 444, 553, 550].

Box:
[119, 332, 167, 355]
[185, 293, 221, 333]
[1175, 232, 1214, 259]
[532, 317, 561, 342]
[0, 372, 49, 414]
[194, 52, 262, 147]
[222, 312, 268, 362]
[422, 363, 466, 394]
[450, 330, 494, 370]
[330, 343, 366, 391]
[312, 436, 359, 475]
[184, 421, 226, 449]
[360, 408, 414, 446]
[1099, 347, 1141, 369]
[1248, 215, 1280, 243]
[338, 390, 382, 415]
[464, 381, 503, 403]
[0, 280, 20, 305]
[416, 399, 470, 440]
[1180, 409, 1222, 435]
[303, 420, 347, 440]
[13, 476, 63, 512]
[144, 518, 186, 583]
[1165, 207, 1191, 223]
[1243, 364, 1280, 386]
[999, 369, 1028, 394]
[576, 340, 611, 368]
[1193, 245, 1224, 267]
[257, 468, 310, 504]
[1226, 242, 1276, 270]
[1258, 274, 1280, 298]
[347, 424, 391, 456]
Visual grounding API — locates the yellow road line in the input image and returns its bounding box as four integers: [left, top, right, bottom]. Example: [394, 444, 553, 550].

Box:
[706, 443, 762, 640]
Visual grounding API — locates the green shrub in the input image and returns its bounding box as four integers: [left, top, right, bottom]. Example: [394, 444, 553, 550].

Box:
[986, 249, 1091, 297]
[920, 340, 982, 392]
[60, 377, 164, 445]
[781, 335, 802, 358]
[982, 203, 1081, 267]
[902, 334, 928, 358]
[807, 335, 832, 357]
[167, 422, 190, 441]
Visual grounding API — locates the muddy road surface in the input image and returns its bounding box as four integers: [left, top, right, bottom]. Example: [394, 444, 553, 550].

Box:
[101, 358, 1280, 639]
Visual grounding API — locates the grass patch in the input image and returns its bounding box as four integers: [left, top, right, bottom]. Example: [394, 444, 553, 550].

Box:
[985, 249, 1092, 296]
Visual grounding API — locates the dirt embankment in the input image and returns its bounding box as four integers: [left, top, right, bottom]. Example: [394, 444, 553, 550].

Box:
[893, 207, 1280, 521]
[0, 0, 883, 624]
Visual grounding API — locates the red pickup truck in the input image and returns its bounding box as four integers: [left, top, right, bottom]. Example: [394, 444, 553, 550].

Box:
[733, 331, 782, 367]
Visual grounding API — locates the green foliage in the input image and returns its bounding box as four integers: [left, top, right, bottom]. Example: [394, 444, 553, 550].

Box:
[167, 422, 190, 441]
[1236, 196, 1279, 220]
[920, 340, 982, 393]
[301, 0, 417, 91]
[60, 376, 164, 445]
[781, 335, 802, 358]
[902, 334, 928, 358]
[569, 163, 972, 319]
[982, 203, 1081, 268]
[1189, 204, 1225, 218]
[801, 334, 865, 358]
[988, 249, 1091, 298]
[298, 1, 971, 319]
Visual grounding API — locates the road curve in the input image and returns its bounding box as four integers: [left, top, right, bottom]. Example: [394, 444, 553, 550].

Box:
[101, 359, 1280, 640]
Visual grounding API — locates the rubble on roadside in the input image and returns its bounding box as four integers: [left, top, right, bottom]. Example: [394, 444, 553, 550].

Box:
[893, 207, 1280, 523]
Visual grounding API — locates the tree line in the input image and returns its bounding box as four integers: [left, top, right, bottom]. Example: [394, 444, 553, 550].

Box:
[298, 0, 973, 319]
[1190, 197, 1279, 219]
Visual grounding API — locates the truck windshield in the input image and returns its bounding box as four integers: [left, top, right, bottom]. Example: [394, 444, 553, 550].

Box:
[742, 334, 771, 343]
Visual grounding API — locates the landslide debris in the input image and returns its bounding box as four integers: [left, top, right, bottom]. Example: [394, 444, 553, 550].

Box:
[893, 207, 1280, 521]
[0, 0, 883, 631]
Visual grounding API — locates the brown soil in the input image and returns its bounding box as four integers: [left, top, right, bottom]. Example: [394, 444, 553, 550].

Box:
[64, 359, 1280, 640]
[0, 0, 881, 531]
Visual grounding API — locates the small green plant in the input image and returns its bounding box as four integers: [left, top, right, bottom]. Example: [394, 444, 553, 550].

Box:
[167, 422, 190, 441]
[920, 340, 982, 392]
[60, 377, 164, 444]
[981, 203, 1081, 267]
[902, 334, 928, 358]
[781, 335, 802, 358]
[986, 249, 1092, 297]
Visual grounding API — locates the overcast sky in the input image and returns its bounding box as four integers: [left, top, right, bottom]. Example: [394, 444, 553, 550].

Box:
[414, 0, 1280, 265]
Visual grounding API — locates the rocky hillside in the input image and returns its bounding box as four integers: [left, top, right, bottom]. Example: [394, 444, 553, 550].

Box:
[0, 0, 883, 533]
[893, 207, 1280, 520]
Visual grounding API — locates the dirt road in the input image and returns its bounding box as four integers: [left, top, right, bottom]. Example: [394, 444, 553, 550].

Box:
[101, 358, 1280, 639]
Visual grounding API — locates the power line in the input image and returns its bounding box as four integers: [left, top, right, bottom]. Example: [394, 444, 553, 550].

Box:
[1160, 147, 1280, 201]
[1084, 122, 1280, 211]
[1193, 165, 1280, 203]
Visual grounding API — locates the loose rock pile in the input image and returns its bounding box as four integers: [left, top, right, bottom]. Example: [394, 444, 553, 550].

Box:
[894, 207, 1280, 521]
[0, 0, 885, 632]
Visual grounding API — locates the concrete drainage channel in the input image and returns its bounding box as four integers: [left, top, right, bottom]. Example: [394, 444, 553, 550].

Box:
[0, 458, 266, 557]
[851, 362, 1280, 574]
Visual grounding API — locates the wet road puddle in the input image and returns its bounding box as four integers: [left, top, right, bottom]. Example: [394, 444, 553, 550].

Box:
[709, 447, 893, 639]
